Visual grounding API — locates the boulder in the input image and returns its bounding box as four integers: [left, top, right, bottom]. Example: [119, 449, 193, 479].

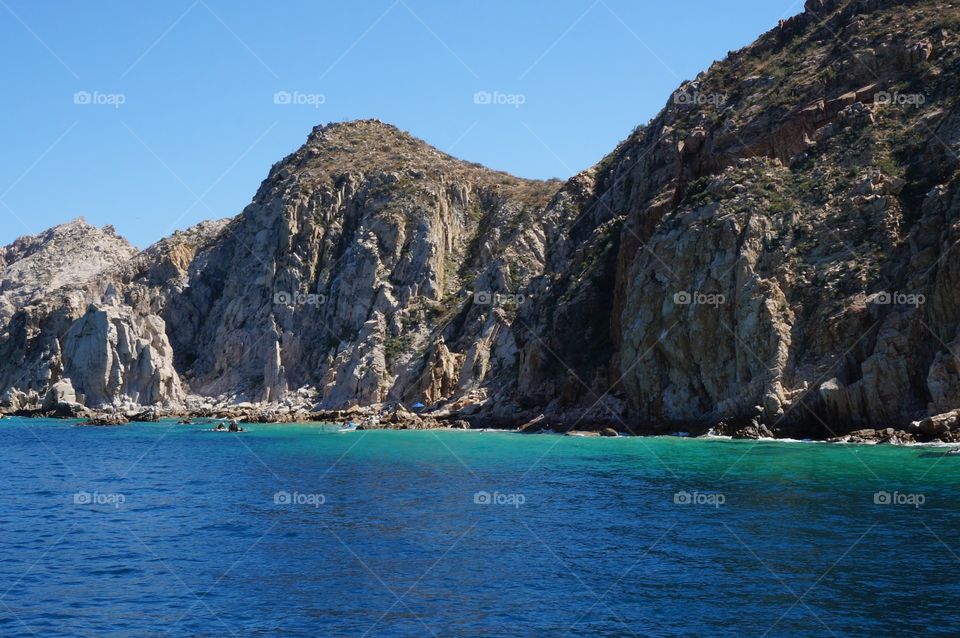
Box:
[519, 414, 548, 433]
[918, 411, 960, 437]
[733, 423, 775, 440]
[1, 388, 34, 412]
[79, 413, 129, 426]
[49, 402, 90, 419]
[41, 379, 77, 411]
[128, 408, 161, 422]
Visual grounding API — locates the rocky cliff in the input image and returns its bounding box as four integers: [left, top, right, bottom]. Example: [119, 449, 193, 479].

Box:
[3, 0, 960, 438]
[509, 0, 960, 437]
[0, 218, 136, 330]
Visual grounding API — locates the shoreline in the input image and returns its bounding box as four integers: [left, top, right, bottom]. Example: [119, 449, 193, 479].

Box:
[6, 394, 960, 447]
[6, 413, 960, 449]
[8, 392, 960, 446]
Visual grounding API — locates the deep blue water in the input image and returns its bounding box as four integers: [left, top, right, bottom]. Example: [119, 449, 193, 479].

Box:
[1, 418, 959, 637]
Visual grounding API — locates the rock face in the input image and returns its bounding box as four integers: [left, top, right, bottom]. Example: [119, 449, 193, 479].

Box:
[0, 221, 224, 412]
[3, 0, 960, 438]
[0, 121, 558, 416]
[61, 303, 183, 407]
[509, 0, 960, 436]
[0, 218, 137, 330]
[158, 120, 558, 410]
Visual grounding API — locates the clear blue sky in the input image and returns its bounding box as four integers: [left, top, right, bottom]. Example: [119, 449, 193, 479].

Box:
[0, 0, 803, 247]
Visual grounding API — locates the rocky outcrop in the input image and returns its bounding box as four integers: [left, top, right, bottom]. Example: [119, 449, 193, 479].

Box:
[0, 120, 559, 417]
[150, 120, 557, 411]
[504, 0, 960, 436]
[3, 0, 960, 440]
[61, 302, 183, 408]
[0, 216, 237, 412]
[0, 218, 136, 331]
[410, 337, 465, 405]
[78, 412, 129, 426]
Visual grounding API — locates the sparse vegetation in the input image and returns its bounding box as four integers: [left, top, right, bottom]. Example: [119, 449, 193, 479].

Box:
[384, 335, 413, 359]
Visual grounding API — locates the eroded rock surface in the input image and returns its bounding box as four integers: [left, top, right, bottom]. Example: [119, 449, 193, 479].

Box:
[0, 218, 136, 330]
[3, 0, 960, 440]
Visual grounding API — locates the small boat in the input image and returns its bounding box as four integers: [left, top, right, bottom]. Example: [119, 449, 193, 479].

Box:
[338, 421, 359, 433]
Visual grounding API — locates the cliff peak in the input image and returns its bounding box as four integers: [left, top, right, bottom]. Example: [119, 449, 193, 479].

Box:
[264, 118, 559, 208]
[295, 118, 471, 175]
[51, 215, 89, 229]
[0, 217, 138, 327]
[309, 118, 403, 139]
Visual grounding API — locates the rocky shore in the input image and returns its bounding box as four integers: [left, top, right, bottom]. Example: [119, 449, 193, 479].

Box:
[7, 398, 960, 446]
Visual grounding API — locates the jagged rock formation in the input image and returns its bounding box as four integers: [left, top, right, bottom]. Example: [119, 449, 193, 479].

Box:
[0, 218, 136, 330]
[0, 122, 558, 415]
[61, 302, 183, 407]
[0, 221, 225, 411]
[3, 0, 960, 438]
[157, 120, 559, 411]
[509, 0, 960, 436]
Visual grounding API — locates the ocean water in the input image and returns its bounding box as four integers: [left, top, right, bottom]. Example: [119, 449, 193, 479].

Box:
[1, 419, 958, 637]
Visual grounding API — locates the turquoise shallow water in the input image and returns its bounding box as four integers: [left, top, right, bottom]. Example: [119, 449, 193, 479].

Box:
[1, 418, 959, 637]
